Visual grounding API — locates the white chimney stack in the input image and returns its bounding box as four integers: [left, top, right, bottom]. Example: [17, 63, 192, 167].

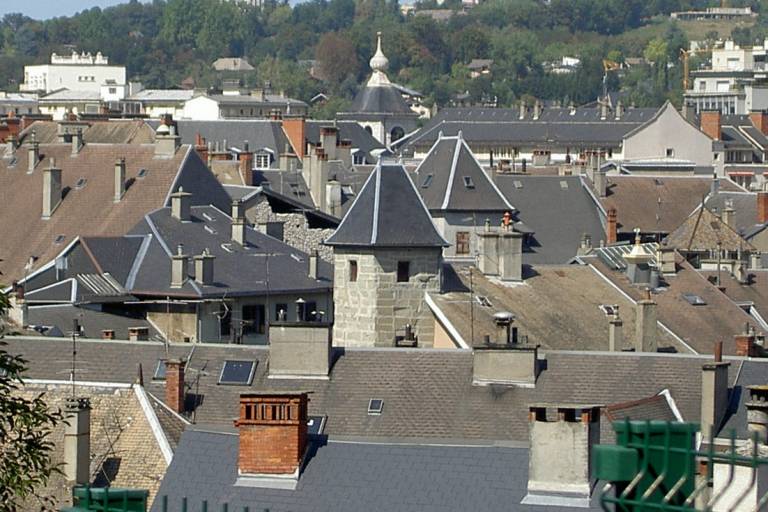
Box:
[171, 244, 189, 288]
[170, 187, 192, 221]
[63, 398, 91, 485]
[42, 158, 62, 219]
[114, 157, 126, 202]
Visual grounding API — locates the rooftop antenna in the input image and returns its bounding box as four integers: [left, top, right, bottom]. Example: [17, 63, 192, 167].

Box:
[70, 318, 80, 399]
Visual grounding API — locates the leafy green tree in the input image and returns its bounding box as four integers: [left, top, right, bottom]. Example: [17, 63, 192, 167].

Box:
[0, 289, 64, 511]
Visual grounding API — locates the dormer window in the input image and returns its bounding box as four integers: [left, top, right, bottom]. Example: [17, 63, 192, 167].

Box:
[255, 151, 271, 169]
[421, 174, 434, 188]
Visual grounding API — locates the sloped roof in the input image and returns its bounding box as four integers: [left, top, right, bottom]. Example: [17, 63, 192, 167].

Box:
[20, 120, 155, 144]
[705, 191, 767, 238]
[26, 304, 160, 340]
[415, 135, 512, 212]
[346, 84, 415, 115]
[0, 143, 228, 281]
[325, 162, 448, 247]
[212, 57, 254, 72]
[663, 206, 755, 252]
[305, 120, 384, 164]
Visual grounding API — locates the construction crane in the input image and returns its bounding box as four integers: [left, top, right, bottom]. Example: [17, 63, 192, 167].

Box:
[680, 47, 712, 91]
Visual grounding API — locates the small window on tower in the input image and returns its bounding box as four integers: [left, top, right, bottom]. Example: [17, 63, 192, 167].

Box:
[349, 260, 358, 282]
[397, 261, 410, 282]
[666, 148, 674, 158]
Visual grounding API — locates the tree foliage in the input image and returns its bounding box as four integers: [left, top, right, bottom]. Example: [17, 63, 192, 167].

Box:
[0, 290, 64, 512]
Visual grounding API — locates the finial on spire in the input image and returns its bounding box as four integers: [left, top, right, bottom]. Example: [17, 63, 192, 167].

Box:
[369, 30, 389, 73]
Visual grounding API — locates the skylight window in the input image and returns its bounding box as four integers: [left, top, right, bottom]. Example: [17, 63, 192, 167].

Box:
[54, 234, 66, 244]
[218, 360, 256, 385]
[153, 359, 167, 380]
[307, 415, 327, 436]
[682, 294, 707, 306]
[204, 225, 217, 235]
[74, 177, 87, 189]
[368, 398, 384, 415]
[421, 174, 434, 188]
[202, 213, 215, 222]
[514, 180, 523, 189]
[599, 304, 617, 316]
[475, 295, 493, 308]
[137, 168, 149, 178]
[463, 176, 475, 189]
[559, 180, 568, 189]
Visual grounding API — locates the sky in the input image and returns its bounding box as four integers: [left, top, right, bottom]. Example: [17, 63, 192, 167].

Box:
[0, 0, 151, 20]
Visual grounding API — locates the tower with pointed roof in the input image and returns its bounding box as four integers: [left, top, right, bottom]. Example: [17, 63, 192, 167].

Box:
[337, 32, 418, 147]
[325, 160, 448, 347]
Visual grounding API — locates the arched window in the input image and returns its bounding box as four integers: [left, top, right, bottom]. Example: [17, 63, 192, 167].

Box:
[390, 126, 405, 142]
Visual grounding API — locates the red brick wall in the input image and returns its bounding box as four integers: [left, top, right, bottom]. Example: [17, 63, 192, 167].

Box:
[165, 359, 185, 414]
[758, 192, 768, 224]
[700, 111, 721, 141]
[750, 112, 768, 135]
[606, 207, 618, 245]
[735, 334, 757, 357]
[283, 117, 306, 159]
[238, 423, 307, 474]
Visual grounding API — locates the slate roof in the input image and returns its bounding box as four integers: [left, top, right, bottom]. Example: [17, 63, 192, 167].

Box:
[153, 430, 596, 512]
[432, 264, 681, 351]
[494, 175, 605, 264]
[705, 191, 768, 239]
[586, 254, 765, 355]
[20, 120, 155, 144]
[206, 94, 308, 108]
[604, 394, 678, 423]
[407, 106, 659, 149]
[3, 336, 746, 442]
[345, 83, 415, 116]
[663, 206, 755, 252]
[25, 304, 161, 340]
[0, 143, 229, 281]
[250, 170, 315, 207]
[305, 120, 384, 164]
[147, 120, 292, 168]
[598, 176, 742, 235]
[721, 360, 768, 440]
[698, 270, 768, 322]
[224, 185, 339, 228]
[39, 89, 101, 102]
[414, 135, 512, 212]
[325, 162, 448, 247]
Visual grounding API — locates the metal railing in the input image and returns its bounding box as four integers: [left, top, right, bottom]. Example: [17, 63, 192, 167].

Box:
[595, 420, 768, 511]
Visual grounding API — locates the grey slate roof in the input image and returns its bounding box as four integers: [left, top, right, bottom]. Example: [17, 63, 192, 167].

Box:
[495, 176, 605, 264]
[721, 360, 768, 440]
[26, 304, 160, 340]
[153, 430, 597, 512]
[415, 135, 513, 212]
[346, 84, 415, 115]
[305, 120, 385, 164]
[251, 170, 315, 207]
[148, 120, 292, 169]
[705, 191, 768, 239]
[325, 162, 448, 247]
[3, 337, 747, 442]
[408, 106, 659, 149]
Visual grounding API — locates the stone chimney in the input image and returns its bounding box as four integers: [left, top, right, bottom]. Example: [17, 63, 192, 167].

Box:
[165, 359, 186, 414]
[722, 199, 734, 227]
[308, 250, 319, 280]
[114, 158, 126, 202]
[71, 128, 83, 155]
[308, 149, 329, 214]
[27, 131, 39, 172]
[64, 398, 91, 485]
[170, 187, 192, 221]
[751, 251, 763, 270]
[337, 139, 352, 168]
[499, 227, 523, 282]
[171, 244, 189, 288]
[735, 324, 759, 357]
[746, 385, 768, 444]
[519, 100, 527, 120]
[758, 191, 768, 224]
[42, 158, 63, 219]
[472, 342, 539, 387]
[5, 134, 17, 158]
[606, 207, 618, 244]
[614, 100, 624, 120]
[635, 290, 657, 353]
[701, 110, 722, 141]
[268, 324, 331, 379]
[600, 98, 609, 120]
[533, 100, 542, 120]
[155, 117, 181, 157]
[749, 111, 768, 136]
[283, 116, 306, 159]
[320, 126, 338, 161]
[608, 306, 623, 351]
[232, 200, 247, 245]
[701, 343, 730, 440]
[477, 219, 500, 276]
[593, 168, 607, 198]
[325, 180, 342, 217]
[194, 249, 215, 286]
[522, 404, 601, 508]
[234, 393, 309, 481]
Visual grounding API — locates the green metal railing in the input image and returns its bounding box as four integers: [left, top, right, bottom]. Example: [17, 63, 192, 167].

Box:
[594, 420, 768, 511]
[60, 486, 149, 512]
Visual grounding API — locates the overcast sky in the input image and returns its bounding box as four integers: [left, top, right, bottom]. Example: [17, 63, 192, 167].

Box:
[0, 1, 151, 20]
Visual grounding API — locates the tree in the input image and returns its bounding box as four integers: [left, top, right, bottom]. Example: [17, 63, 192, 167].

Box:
[315, 32, 359, 89]
[0, 288, 64, 512]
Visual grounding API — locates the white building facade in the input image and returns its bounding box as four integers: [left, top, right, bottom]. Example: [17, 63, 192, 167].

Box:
[21, 52, 126, 95]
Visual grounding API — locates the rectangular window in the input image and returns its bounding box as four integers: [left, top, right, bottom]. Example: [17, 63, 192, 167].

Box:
[456, 232, 470, 255]
[349, 260, 358, 282]
[275, 303, 288, 321]
[305, 301, 318, 321]
[242, 304, 266, 335]
[255, 153, 270, 169]
[219, 304, 232, 337]
[108, 87, 116, 94]
[397, 261, 410, 282]
[666, 148, 674, 158]
[266, 221, 284, 241]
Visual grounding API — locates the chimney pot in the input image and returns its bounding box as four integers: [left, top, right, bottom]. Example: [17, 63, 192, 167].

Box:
[232, 201, 247, 245]
[101, 329, 115, 340]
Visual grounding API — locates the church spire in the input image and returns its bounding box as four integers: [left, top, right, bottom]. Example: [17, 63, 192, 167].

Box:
[369, 31, 389, 73]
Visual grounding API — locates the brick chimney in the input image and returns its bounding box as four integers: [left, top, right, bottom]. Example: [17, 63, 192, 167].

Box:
[170, 187, 192, 221]
[283, 116, 306, 159]
[749, 111, 768, 135]
[606, 207, 618, 245]
[701, 110, 722, 141]
[522, 404, 601, 508]
[758, 191, 768, 224]
[234, 393, 309, 478]
[194, 132, 208, 162]
[193, 249, 215, 286]
[735, 324, 759, 357]
[114, 158, 126, 202]
[635, 289, 657, 353]
[64, 398, 91, 485]
[165, 359, 186, 414]
[239, 142, 254, 185]
[701, 342, 730, 440]
[42, 158, 62, 219]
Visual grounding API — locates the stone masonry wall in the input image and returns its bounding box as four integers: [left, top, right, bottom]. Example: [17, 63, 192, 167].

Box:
[247, 197, 334, 262]
[333, 247, 441, 347]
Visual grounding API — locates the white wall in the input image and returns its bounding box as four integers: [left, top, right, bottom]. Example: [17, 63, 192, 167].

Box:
[182, 96, 221, 120]
[22, 64, 126, 94]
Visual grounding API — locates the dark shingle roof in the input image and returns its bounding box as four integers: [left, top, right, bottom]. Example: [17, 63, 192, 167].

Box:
[26, 304, 160, 340]
[305, 121, 385, 164]
[494, 176, 605, 264]
[325, 162, 448, 247]
[346, 84, 415, 115]
[663, 206, 755, 252]
[415, 135, 512, 212]
[153, 430, 597, 512]
[705, 191, 767, 238]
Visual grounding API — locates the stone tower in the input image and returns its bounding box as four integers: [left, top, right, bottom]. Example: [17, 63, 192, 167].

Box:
[325, 161, 448, 347]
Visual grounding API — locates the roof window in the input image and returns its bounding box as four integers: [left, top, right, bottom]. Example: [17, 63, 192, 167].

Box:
[218, 360, 256, 385]
[463, 176, 475, 189]
[513, 180, 523, 189]
[153, 359, 167, 380]
[682, 293, 707, 306]
[559, 180, 568, 189]
[54, 234, 66, 244]
[137, 168, 149, 178]
[74, 177, 87, 189]
[368, 398, 384, 415]
[421, 174, 433, 188]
